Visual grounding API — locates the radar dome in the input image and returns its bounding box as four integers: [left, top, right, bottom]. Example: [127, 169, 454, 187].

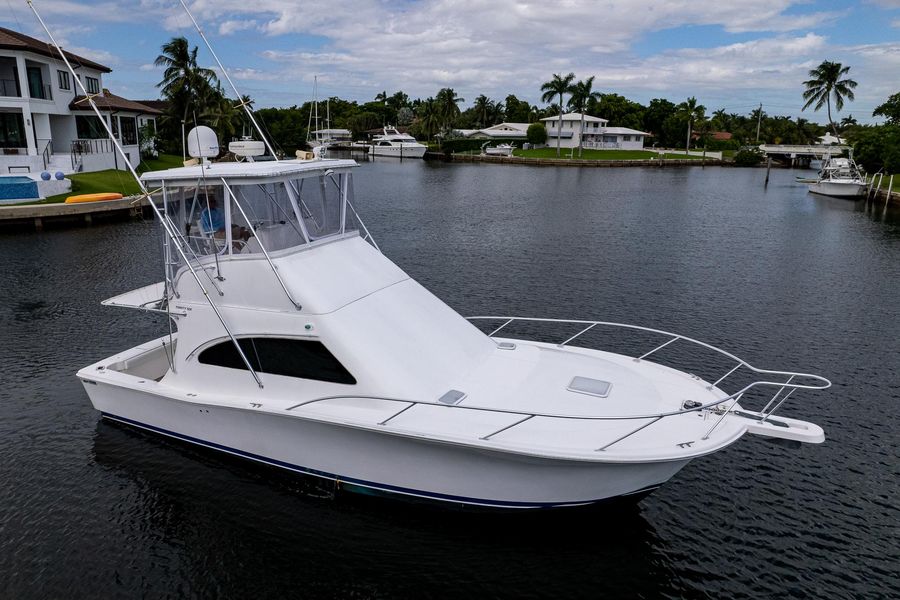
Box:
[187, 126, 219, 158]
[228, 139, 266, 158]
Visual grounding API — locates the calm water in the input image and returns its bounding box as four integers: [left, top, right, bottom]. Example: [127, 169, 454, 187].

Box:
[1, 161, 898, 599]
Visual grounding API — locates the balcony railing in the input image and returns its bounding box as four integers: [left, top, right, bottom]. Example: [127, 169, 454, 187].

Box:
[0, 78, 20, 97]
[30, 84, 53, 101]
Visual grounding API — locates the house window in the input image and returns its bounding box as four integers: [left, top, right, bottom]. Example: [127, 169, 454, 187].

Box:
[120, 116, 137, 145]
[623, 135, 631, 142]
[57, 70, 70, 91]
[109, 115, 119, 138]
[75, 115, 106, 139]
[198, 337, 357, 385]
[85, 76, 100, 94]
[0, 112, 27, 148]
[26, 66, 48, 99]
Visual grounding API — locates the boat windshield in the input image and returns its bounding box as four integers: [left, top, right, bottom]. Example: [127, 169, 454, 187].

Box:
[154, 169, 358, 267]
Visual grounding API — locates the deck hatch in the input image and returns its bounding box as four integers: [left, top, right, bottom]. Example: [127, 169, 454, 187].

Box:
[438, 390, 466, 405]
[567, 377, 612, 398]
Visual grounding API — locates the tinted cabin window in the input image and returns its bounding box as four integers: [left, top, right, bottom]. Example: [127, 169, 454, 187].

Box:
[199, 338, 356, 385]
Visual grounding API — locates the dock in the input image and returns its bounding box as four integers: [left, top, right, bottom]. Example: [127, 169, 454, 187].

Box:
[0, 196, 151, 231]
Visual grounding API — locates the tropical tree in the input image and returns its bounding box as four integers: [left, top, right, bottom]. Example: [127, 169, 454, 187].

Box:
[567, 76, 602, 157]
[415, 98, 442, 140]
[435, 88, 464, 134]
[675, 96, 706, 152]
[472, 94, 492, 128]
[154, 36, 218, 126]
[873, 92, 900, 125]
[374, 90, 388, 104]
[801, 60, 857, 136]
[540, 72, 575, 157]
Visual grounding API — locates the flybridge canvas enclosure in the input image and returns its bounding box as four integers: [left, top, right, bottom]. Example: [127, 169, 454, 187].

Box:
[141, 163, 359, 288]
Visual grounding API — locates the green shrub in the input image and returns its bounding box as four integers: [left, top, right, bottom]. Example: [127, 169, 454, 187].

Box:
[526, 122, 547, 145]
[733, 148, 764, 167]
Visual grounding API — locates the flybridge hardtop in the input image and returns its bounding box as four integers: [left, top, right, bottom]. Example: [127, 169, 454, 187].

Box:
[140, 157, 359, 184]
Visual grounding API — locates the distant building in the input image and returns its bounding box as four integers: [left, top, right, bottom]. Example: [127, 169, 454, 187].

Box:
[539, 112, 649, 150]
[1, 26, 159, 174]
[458, 122, 530, 139]
[818, 133, 845, 145]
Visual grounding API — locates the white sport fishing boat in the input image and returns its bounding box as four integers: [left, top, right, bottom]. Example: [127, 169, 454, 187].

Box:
[808, 156, 866, 198]
[368, 126, 427, 158]
[482, 142, 515, 157]
[32, 0, 830, 511]
[71, 125, 830, 509]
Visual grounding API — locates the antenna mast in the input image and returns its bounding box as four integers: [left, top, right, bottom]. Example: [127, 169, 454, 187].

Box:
[25, 0, 265, 388]
[177, 0, 278, 160]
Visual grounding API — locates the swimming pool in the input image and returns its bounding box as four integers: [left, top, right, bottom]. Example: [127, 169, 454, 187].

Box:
[0, 176, 39, 201]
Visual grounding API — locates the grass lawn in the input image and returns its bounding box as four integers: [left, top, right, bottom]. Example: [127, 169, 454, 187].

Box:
[511, 148, 707, 160]
[877, 173, 900, 192]
[31, 154, 184, 205]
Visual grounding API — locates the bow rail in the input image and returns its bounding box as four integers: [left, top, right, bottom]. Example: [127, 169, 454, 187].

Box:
[284, 317, 829, 451]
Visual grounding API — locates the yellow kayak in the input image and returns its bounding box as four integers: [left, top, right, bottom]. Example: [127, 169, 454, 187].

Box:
[65, 192, 124, 204]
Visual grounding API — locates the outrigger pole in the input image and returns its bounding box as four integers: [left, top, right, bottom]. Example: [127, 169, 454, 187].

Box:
[25, 0, 265, 388]
[178, 0, 279, 160]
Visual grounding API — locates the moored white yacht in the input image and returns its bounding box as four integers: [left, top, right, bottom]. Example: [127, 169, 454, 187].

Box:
[31, 0, 829, 511]
[368, 126, 427, 158]
[71, 127, 831, 509]
[808, 155, 866, 198]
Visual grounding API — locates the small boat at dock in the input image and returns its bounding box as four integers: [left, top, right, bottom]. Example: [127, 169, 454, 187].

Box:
[808, 156, 866, 198]
[482, 142, 515, 157]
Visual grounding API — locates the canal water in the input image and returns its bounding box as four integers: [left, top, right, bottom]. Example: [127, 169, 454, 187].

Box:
[1, 161, 897, 598]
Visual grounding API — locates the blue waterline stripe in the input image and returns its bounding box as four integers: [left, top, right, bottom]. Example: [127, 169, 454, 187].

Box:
[101, 412, 651, 509]
[101, 413, 582, 508]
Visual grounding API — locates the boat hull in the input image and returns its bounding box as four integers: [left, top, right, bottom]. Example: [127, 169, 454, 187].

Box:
[368, 144, 427, 158]
[808, 180, 866, 198]
[83, 380, 691, 509]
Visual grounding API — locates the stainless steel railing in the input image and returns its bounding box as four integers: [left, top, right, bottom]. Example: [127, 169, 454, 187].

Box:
[284, 316, 830, 452]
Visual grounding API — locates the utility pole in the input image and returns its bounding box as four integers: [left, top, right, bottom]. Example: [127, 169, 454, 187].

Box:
[755, 103, 763, 143]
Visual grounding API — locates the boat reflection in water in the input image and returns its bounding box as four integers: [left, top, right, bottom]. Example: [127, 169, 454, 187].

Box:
[91, 418, 671, 599]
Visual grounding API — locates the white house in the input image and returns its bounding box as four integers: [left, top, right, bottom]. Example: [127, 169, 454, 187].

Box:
[540, 112, 649, 150]
[459, 122, 530, 139]
[1, 26, 160, 174]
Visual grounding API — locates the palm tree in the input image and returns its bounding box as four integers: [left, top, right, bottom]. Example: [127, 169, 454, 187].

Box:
[374, 90, 388, 104]
[540, 72, 575, 157]
[675, 96, 706, 153]
[802, 60, 857, 137]
[417, 98, 442, 141]
[154, 37, 218, 125]
[567, 76, 602, 157]
[473, 94, 491, 128]
[435, 88, 464, 134]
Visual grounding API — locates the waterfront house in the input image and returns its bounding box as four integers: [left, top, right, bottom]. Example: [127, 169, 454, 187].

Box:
[540, 112, 649, 150]
[458, 122, 530, 139]
[0, 26, 160, 174]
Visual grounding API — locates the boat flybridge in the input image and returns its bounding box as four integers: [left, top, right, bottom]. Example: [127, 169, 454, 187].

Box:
[808, 155, 867, 198]
[77, 128, 830, 510]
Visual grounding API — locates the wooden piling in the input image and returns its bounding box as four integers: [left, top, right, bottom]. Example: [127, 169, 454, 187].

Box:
[765, 158, 771, 186]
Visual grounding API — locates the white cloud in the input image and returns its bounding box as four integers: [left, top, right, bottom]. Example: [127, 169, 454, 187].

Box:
[218, 19, 257, 36]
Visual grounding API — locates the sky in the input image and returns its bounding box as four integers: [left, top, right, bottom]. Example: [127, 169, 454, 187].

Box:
[3, 0, 899, 124]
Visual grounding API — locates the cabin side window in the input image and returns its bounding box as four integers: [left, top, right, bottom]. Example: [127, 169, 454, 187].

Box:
[198, 338, 357, 385]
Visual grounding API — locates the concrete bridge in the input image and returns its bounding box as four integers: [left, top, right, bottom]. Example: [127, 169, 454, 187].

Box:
[759, 144, 850, 166]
